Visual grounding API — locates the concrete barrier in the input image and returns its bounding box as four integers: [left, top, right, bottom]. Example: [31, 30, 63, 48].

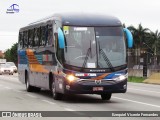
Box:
[128, 69, 150, 77]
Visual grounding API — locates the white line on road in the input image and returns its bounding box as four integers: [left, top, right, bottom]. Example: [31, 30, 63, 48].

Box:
[41, 100, 56, 105]
[113, 96, 160, 108]
[4, 86, 12, 90]
[64, 108, 76, 111]
[26, 94, 37, 98]
[128, 88, 160, 94]
[13, 90, 24, 93]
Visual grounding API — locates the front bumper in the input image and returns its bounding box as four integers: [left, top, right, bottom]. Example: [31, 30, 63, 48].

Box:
[64, 79, 127, 94]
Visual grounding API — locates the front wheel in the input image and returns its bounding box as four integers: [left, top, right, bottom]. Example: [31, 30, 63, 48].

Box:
[101, 93, 112, 100]
[26, 75, 35, 92]
[51, 80, 63, 100]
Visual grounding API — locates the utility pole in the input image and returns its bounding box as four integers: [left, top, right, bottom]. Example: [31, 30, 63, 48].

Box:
[143, 52, 147, 77]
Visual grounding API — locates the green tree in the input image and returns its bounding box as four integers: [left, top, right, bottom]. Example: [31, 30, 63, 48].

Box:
[10, 43, 18, 64]
[4, 49, 11, 61]
[147, 30, 160, 65]
[4, 43, 18, 65]
[128, 24, 150, 64]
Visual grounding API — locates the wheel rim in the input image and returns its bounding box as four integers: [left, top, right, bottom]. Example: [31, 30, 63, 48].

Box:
[52, 81, 56, 97]
[26, 80, 29, 89]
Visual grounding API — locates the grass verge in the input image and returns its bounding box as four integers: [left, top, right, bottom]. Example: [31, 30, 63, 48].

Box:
[128, 76, 145, 83]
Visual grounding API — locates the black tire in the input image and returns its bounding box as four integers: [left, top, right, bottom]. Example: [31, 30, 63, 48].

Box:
[51, 79, 63, 100]
[33, 87, 41, 92]
[101, 93, 112, 100]
[26, 73, 35, 92]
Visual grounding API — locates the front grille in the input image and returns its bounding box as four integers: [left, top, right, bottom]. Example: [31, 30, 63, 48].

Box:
[77, 79, 116, 85]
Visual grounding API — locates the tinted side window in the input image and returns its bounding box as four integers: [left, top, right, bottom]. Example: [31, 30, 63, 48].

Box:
[18, 32, 23, 49]
[40, 26, 46, 46]
[23, 31, 28, 48]
[45, 25, 48, 46]
[37, 27, 41, 47]
[47, 24, 53, 46]
[33, 28, 39, 47]
[28, 29, 33, 48]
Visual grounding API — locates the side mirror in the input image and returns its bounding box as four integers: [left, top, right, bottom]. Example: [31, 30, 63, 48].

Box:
[58, 28, 65, 49]
[123, 28, 133, 48]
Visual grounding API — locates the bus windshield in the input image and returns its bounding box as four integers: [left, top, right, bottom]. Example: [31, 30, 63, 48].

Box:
[63, 26, 126, 68]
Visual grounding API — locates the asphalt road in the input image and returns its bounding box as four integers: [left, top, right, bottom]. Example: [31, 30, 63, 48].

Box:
[0, 74, 160, 120]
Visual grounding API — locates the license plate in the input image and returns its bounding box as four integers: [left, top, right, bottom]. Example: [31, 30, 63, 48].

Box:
[93, 87, 103, 91]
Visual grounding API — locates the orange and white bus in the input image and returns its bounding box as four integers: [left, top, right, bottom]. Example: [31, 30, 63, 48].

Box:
[18, 13, 133, 100]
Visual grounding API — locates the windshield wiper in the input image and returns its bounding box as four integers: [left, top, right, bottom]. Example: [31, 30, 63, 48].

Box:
[99, 49, 115, 72]
[81, 40, 92, 71]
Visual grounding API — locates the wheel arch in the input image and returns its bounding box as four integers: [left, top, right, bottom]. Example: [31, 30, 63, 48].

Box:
[25, 69, 28, 84]
[49, 72, 54, 90]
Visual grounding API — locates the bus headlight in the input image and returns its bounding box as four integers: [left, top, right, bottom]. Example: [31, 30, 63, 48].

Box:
[113, 74, 128, 81]
[66, 75, 79, 82]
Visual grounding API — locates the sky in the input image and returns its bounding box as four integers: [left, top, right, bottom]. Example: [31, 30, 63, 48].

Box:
[0, 0, 160, 51]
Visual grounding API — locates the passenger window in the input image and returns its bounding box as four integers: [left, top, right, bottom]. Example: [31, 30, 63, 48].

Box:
[45, 25, 48, 46]
[33, 28, 39, 47]
[23, 31, 28, 48]
[18, 32, 23, 49]
[28, 29, 33, 48]
[41, 26, 46, 46]
[39, 27, 42, 46]
[47, 24, 53, 46]
[37, 27, 41, 47]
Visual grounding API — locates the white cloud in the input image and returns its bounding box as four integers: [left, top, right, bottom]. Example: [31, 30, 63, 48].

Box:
[0, 0, 160, 50]
[0, 32, 18, 51]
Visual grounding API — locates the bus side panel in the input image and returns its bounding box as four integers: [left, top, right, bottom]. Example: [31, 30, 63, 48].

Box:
[18, 50, 28, 84]
[34, 72, 49, 89]
[25, 48, 56, 90]
[18, 64, 26, 84]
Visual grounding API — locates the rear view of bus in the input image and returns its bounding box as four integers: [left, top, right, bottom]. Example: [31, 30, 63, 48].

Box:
[18, 13, 133, 100]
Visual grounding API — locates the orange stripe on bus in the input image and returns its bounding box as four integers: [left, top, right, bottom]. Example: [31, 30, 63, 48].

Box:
[26, 49, 49, 73]
[91, 73, 109, 80]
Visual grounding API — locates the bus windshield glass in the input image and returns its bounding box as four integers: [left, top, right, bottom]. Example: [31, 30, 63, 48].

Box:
[63, 26, 126, 68]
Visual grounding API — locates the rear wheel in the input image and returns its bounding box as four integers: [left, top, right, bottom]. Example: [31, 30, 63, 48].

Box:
[101, 93, 112, 100]
[25, 72, 36, 92]
[51, 79, 63, 100]
[33, 87, 41, 92]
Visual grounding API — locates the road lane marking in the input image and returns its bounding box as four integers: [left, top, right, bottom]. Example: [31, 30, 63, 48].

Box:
[64, 108, 75, 111]
[128, 88, 160, 94]
[13, 90, 25, 93]
[113, 96, 160, 108]
[4, 86, 12, 90]
[26, 94, 37, 98]
[41, 100, 56, 105]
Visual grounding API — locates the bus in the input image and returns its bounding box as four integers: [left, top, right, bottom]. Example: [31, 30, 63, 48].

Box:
[18, 13, 133, 100]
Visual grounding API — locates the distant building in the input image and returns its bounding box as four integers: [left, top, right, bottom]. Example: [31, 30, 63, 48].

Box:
[0, 50, 4, 58]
